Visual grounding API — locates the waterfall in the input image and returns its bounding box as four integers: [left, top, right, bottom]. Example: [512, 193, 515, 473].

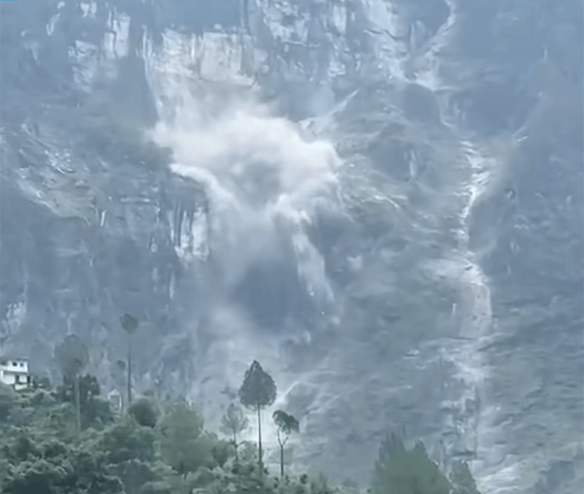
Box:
[361, 0, 500, 484]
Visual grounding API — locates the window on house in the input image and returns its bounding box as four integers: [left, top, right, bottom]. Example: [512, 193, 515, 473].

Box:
[12, 362, 17, 366]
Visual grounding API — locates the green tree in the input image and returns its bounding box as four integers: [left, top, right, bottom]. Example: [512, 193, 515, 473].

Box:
[238, 360, 277, 478]
[138, 459, 192, 494]
[211, 439, 232, 468]
[450, 461, 481, 494]
[272, 410, 299, 478]
[99, 414, 157, 465]
[120, 313, 139, 407]
[55, 334, 89, 433]
[371, 433, 451, 494]
[56, 374, 114, 429]
[220, 403, 249, 466]
[92, 414, 159, 494]
[0, 428, 123, 494]
[0, 383, 19, 424]
[158, 401, 213, 477]
[129, 398, 158, 428]
[31, 375, 52, 390]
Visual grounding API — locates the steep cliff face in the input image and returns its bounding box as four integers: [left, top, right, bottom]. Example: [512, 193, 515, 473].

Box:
[0, 1, 582, 493]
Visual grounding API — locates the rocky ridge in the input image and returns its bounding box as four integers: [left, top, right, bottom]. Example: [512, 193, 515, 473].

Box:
[0, 1, 582, 493]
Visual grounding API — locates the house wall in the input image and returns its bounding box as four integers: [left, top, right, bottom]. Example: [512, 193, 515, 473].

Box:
[0, 371, 16, 385]
[0, 370, 31, 388]
[0, 360, 29, 373]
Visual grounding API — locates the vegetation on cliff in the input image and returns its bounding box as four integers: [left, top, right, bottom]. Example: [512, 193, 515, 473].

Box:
[0, 350, 480, 494]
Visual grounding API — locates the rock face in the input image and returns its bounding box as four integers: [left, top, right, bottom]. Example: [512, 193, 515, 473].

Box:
[0, 1, 582, 493]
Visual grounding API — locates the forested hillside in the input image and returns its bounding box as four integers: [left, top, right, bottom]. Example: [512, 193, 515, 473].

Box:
[0, 359, 479, 494]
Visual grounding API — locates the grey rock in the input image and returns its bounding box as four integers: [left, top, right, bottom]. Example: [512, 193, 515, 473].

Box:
[0, 1, 582, 493]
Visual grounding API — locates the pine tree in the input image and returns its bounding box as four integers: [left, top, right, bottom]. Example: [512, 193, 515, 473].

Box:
[371, 434, 451, 494]
[450, 461, 481, 494]
[238, 360, 277, 478]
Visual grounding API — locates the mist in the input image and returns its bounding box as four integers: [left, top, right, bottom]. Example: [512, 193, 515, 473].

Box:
[152, 86, 340, 300]
[146, 81, 345, 438]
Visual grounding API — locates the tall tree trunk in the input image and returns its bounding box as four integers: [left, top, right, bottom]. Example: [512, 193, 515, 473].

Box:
[233, 431, 239, 466]
[127, 339, 132, 406]
[257, 403, 263, 478]
[74, 375, 81, 433]
[234, 431, 241, 491]
[277, 430, 285, 477]
[280, 444, 284, 478]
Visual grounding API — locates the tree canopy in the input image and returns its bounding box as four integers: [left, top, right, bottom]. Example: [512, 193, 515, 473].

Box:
[129, 398, 158, 428]
[158, 401, 214, 477]
[371, 434, 452, 494]
[119, 314, 139, 335]
[273, 410, 300, 439]
[238, 360, 277, 411]
[273, 410, 300, 477]
[0, 369, 482, 494]
[220, 403, 249, 442]
[54, 335, 89, 377]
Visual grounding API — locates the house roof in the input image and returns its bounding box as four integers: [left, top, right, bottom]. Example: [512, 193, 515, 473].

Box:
[0, 357, 29, 362]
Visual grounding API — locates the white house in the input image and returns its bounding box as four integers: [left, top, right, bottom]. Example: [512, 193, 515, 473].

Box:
[0, 357, 32, 390]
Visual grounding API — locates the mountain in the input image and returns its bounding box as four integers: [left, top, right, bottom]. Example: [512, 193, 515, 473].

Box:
[0, 1, 582, 493]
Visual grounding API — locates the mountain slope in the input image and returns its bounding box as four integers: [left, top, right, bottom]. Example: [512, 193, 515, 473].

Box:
[0, 1, 582, 493]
